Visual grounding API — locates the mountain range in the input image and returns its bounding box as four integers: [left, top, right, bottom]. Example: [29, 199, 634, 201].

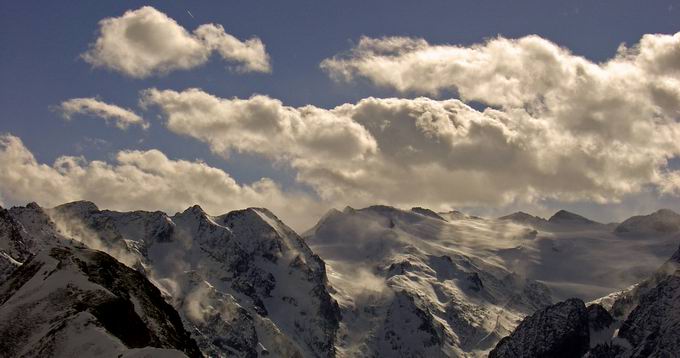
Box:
[1, 201, 678, 357]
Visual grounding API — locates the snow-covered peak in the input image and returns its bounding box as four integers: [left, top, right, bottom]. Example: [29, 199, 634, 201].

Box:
[615, 208, 680, 234]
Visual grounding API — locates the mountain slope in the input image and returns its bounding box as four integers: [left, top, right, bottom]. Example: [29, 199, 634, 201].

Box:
[0, 206, 200, 358]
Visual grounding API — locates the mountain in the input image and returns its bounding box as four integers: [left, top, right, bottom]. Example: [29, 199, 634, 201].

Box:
[41, 201, 341, 358]
[0, 205, 200, 357]
[492, 244, 680, 357]
[3, 200, 678, 357]
[305, 205, 553, 357]
[615, 209, 680, 234]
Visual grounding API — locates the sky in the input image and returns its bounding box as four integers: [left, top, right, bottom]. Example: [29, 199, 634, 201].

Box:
[1, 1, 679, 230]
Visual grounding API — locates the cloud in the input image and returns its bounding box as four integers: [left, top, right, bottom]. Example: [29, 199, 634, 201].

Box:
[0, 134, 323, 230]
[139, 88, 378, 164]
[320, 33, 680, 107]
[140, 86, 680, 211]
[58, 97, 149, 129]
[82, 6, 270, 78]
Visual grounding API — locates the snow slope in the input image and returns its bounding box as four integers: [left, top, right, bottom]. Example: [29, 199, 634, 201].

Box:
[305, 205, 553, 357]
[0, 205, 200, 358]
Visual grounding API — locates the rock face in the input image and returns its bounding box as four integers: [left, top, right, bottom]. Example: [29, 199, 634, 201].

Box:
[0, 207, 200, 357]
[606, 244, 680, 358]
[41, 201, 341, 358]
[489, 298, 590, 358]
[0, 207, 31, 281]
[587, 304, 614, 332]
[615, 209, 680, 234]
[616, 274, 680, 357]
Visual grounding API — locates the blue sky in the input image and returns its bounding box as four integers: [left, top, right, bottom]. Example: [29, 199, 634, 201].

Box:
[1, 1, 679, 227]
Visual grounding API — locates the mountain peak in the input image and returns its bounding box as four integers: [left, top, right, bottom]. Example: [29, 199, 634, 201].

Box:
[548, 210, 598, 225]
[182, 204, 207, 216]
[26, 202, 42, 210]
[499, 211, 546, 223]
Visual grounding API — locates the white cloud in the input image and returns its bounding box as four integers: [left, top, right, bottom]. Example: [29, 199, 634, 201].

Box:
[139, 88, 378, 164]
[0, 134, 323, 230]
[58, 97, 148, 129]
[140, 87, 680, 211]
[82, 6, 270, 78]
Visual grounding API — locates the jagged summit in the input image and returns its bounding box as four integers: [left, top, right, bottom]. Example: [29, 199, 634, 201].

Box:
[178, 204, 207, 217]
[615, 208, 680, 234]
[548, 209, 600, 225]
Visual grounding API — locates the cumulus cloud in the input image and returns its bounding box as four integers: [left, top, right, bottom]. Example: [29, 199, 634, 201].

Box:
[58, 97, 148, 129]
[139, 88, 378, 164]
[0, 134, 322, 230]
[82, 6, 270, 78]
[139, 85, 680, 211]
[319, 32, 680, 206]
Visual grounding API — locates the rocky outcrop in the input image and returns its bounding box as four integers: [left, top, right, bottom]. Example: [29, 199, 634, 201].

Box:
[616, 271, 680, 357]
[489, 298, 590, 358]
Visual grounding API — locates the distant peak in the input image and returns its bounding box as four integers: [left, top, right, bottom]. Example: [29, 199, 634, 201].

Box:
[182, 204, 206, 216]
[548, 210, 598, 224]
[26, 202, 42, 210]
[54, 200, 99, 214]
[654, 208, 679, 216]
[499, 211, 545, 222]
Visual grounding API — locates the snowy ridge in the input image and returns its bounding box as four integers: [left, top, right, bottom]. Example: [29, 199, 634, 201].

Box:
[42, 201, 341, 358]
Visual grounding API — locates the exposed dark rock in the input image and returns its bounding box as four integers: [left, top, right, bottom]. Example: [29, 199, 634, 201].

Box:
[587, 304, 614, 331]
[489, 298, 589, 358]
